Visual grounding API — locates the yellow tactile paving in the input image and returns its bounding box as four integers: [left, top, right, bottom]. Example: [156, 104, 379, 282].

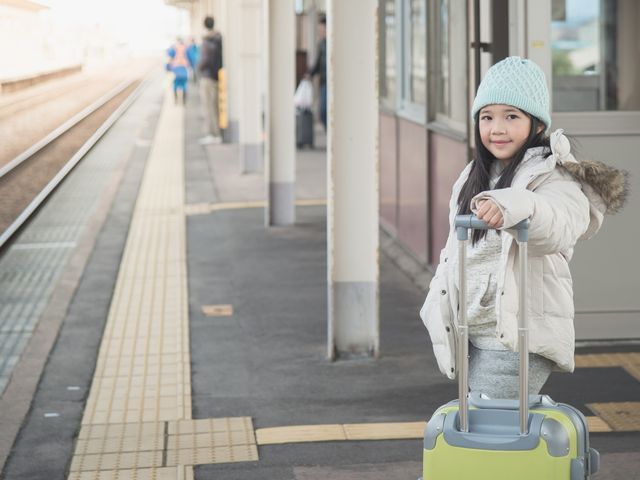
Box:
[344, 421, 425, 440]
[586, 416, 613, 433]
[168, 417, 254, 436]
[183, 203, 213, 216]
[74, 434, 164, 456]
[184, 198, 327, 216]
[77, 87, 190, 429]
[256, 424, 347, 445]
[68, 466, 194, 480]
[78, 422, 166, 441]
[255, 417, 617, 445]
[166, 445, 259, 466]
[587, 402, 640, 431]
[69, 450, 164, 472]
[255, 421, 432, 444]
[167, 430, 255, 450]
[67, 88, 259, 478]
[575, 352, 640, 382]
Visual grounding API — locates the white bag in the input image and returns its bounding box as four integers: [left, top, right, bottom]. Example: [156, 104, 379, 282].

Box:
[294, 79, 314, 109]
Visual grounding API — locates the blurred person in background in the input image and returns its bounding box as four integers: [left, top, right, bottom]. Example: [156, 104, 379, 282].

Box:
[198, 15, 223, 145]
[186, 37, 200, 84]
[306, 14, 327, 131]
[167, 38, 190, 105]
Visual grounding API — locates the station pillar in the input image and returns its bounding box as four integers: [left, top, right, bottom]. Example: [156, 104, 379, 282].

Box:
[237, 0, 264, 173]
[326, 0, 379, 360]
[264, 0, 295, 226]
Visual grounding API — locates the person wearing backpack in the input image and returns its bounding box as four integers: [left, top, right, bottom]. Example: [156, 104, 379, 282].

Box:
[198, 16, 223, 145]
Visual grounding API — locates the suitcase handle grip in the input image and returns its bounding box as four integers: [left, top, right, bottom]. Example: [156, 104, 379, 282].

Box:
[455, 215, 529, 242]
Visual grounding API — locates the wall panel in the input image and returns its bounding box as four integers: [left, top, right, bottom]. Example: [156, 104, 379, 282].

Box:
[397, 118, 428, 262]
[429, 132, 468, 264]
[379, 112, 398, 232]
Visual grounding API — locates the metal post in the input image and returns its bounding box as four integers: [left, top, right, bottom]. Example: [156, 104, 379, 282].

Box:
[518, 240, 529, 435]
[458, 235, 469, 433]
[238, 0, 264, 173]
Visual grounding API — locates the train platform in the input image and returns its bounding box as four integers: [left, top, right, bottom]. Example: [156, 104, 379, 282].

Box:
[1, 73, 640, 480]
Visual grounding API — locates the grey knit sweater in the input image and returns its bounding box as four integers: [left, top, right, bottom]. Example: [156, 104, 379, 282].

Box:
[454, 161, 507, 351]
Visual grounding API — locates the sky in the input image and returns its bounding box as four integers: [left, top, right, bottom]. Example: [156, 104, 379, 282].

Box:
[38, 0, 189, 54]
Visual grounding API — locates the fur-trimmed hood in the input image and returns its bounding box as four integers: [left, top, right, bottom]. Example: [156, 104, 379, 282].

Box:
[549, 129, 630, 239]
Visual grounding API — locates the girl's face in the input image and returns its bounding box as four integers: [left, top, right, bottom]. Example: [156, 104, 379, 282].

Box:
[478, 104, 534, 165]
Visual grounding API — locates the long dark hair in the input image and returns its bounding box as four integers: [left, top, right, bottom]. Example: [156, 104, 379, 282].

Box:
[457, 112, 550, 245]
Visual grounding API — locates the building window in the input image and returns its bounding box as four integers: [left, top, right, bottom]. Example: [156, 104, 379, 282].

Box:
[379, 0, 428, 121]
[432, 0, 467, 131]
[551, 0, 640, 112]
[379, 0, 397, 109]
[408, 0, 427, 106]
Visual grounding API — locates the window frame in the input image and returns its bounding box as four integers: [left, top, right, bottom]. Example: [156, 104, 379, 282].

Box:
[397, 0, 427, 124]
[427, 0, 467, 136]
[379, 0, 399, 112]
[542, 0, 640, 135]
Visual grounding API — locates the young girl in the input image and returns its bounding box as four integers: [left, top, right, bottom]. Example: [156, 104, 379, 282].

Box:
[420, 56, 628, 399]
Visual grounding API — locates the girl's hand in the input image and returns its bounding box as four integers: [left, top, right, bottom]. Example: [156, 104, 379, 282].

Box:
[476, 199, 504, 228]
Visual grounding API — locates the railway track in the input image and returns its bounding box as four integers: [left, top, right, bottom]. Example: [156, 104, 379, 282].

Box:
[0, 76, 151, 250]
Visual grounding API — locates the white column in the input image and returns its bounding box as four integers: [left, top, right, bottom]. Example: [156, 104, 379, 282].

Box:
[525, 1, 552, 89]
[327, 0, 379, 359]
[264, 0, 295, 225]
[189, 4, 198, 36]
[237, 0, 264, 173]
[306, 7, 317, 68]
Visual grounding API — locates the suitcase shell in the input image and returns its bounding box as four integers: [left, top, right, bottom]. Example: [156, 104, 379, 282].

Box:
[422, 215, 599, 479]
[423, 395, 599, 479]
[296, 108, 314, 148]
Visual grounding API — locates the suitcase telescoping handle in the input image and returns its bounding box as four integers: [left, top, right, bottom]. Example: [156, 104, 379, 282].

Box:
[454, 214, 530, 435]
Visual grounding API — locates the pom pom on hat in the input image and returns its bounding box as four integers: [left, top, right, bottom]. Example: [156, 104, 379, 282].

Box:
[471, 56, 551, 132]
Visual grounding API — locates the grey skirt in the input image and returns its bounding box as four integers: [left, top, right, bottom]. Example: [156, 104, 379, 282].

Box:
[468, 343, 555, 400]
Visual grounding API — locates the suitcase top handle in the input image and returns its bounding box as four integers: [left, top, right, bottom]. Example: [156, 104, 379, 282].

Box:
[455, 214, 530, 242]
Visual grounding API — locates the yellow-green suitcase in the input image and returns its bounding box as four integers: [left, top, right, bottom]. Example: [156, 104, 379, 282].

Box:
[422, 215, 599, 479]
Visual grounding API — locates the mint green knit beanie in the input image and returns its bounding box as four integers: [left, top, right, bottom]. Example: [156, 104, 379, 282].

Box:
[471, 56, 551, 132]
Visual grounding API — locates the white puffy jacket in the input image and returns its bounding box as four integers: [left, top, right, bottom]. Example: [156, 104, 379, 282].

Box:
[420, 130, 628, 379]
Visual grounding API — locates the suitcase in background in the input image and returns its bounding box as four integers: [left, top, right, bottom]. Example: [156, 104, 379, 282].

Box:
[422, 215, 600, 480]
[296, 108, 314, 149]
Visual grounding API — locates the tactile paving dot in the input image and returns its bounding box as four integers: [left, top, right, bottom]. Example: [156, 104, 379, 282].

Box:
[586, 402, 640, 431]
